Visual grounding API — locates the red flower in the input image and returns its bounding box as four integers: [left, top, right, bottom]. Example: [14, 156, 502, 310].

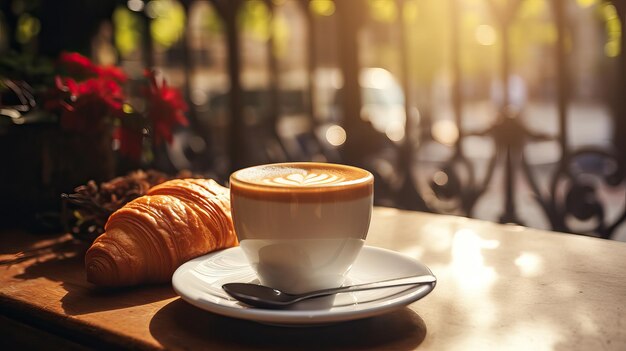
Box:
[58, 52, 127, 83]
[97, 66, 128, 83]
[143, 70, 188, 145]
[51, 76, 125, 133]
[44, 54, 188, 160]
[76, 78, 125, 111]
[58, 52, 99, 78]
[113, 125, 143, 160]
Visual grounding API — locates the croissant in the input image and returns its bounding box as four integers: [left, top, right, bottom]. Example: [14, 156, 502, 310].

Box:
[85, 178, 237, 287]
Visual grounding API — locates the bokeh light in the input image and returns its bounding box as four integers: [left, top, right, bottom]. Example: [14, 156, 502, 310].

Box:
[309, 0, 335, 17]
[190, 89, 208, 106]
[475, 24, 496, 46]
[432, 120, 459, 146]
[16, 13, 40, 44]
[325, 125, 347, 146]
[368, 0, 398, 23]
[602, 3, 621, 58]
[576, 0, 599, 8]
[149, 0, 186, 48]
[238, 0, 271, 41]
[385, 122, 405, 142]
[433, 171, 449, 186]
[127, 0, 144, 12]
[113, 7, 141, 57]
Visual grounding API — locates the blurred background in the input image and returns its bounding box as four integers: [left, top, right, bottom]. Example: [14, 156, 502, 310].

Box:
[1, 0, 626, 241]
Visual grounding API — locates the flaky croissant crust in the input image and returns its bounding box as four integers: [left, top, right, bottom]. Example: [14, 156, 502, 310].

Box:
[85, 179, 237, 287]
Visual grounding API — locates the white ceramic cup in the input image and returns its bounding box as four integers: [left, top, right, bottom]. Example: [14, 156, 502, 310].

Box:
[230, 162, 374, 294]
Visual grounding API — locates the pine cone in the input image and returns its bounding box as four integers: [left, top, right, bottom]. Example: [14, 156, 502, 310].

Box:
[63, 169, 197, 243]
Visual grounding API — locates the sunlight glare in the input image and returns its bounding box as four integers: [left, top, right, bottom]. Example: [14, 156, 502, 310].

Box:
[452, 229, 499, 291]
[420, 220, 454, 252]
[514, 252, 543, 277]
[498, 320, 563, 351]
[400, 244, 424, 260]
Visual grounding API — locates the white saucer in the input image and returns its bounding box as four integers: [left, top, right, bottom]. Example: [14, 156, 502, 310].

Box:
[172, 245, 436, 325]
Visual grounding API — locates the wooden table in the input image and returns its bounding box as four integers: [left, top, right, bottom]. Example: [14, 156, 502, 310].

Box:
[1, 207, 625, 350]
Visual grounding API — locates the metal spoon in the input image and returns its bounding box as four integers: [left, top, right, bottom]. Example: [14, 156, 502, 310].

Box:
[222, 274, 436, 309]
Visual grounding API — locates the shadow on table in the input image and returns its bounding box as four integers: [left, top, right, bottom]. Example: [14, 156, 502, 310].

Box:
[60, 284, 177, 316]
[150, 298, 427, 350]
[12, 250, 176, 315]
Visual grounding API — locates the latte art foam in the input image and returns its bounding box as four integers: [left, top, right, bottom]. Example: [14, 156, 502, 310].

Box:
[230, 162, 373, 202]
[234, 164, 363, 188]
[262, 172, 346, 187]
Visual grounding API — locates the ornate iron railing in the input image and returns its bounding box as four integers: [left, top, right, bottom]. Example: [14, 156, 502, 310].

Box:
[138, 0, 624, 240]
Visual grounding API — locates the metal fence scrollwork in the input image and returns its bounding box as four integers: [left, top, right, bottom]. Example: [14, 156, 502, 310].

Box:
[146, 0, 624, 240]
[411, 0, 626, 239]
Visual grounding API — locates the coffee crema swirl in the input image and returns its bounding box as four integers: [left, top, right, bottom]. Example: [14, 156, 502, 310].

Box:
[261, 172, 346, 187]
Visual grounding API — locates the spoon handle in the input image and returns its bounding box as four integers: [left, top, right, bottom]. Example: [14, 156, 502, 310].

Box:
[300, 274, 437, 300]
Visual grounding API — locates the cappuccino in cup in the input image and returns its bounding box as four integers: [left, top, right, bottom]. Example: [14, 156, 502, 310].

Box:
[230, 162, 373, 294]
